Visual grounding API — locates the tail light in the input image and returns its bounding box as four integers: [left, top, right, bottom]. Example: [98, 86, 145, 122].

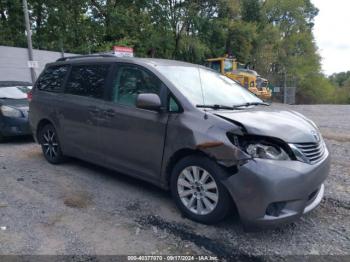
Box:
[27, 90, 33, 102]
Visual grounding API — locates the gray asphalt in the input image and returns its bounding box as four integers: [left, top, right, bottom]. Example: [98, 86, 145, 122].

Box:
[0, 104, 349, 258]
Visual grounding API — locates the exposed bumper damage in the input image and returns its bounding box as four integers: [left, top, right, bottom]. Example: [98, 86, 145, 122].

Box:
[221, 149, 330, 230]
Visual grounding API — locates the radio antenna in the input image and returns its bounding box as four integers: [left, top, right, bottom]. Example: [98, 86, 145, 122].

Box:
[197, 66, 208, 119]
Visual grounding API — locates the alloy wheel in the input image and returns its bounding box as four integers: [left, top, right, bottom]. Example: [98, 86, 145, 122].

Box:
[177, 166, 219, 215]
[42, 129, 59, 159]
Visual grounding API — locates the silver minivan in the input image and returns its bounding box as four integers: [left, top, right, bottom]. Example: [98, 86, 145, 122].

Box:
[29, 55, 330, 230]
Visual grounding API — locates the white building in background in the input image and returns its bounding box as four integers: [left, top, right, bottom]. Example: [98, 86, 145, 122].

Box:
[0, 45, 78, 83]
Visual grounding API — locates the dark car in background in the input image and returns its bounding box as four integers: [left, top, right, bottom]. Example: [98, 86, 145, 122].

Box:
[0, 81, 32, 141]
[29, 55, 330, 230]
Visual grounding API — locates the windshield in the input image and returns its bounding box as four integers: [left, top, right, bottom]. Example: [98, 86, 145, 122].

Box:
[0, 86, 32, 99]
[224, 59, 233, 73]
[157, 66, 261, 107]
[207, 61, 221, 73]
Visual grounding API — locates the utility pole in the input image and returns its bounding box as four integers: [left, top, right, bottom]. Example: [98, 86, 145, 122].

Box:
[283, 68, 287, 104]
[22, 0, 36, 83]
[59, 37, 64, 58]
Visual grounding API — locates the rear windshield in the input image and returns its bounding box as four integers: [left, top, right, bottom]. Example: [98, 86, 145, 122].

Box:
[0, 86, 32, 99]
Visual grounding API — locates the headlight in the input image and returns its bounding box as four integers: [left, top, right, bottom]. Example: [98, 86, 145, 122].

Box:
[246, 143, 290, 160]
[0, 105, 22, 118]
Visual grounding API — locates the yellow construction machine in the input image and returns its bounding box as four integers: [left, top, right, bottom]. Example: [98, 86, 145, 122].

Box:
[206, 56, 272, 100]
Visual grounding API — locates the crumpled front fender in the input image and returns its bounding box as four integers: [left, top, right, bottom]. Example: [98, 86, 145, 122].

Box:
[195, 124, 251, 166]
[160, 112, 251, 188]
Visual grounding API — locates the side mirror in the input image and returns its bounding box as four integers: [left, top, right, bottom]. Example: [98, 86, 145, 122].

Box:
[136, 93, 162, 111]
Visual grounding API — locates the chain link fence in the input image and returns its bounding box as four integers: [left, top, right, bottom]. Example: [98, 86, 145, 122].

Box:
[272, 86, 296, 104]
[269, 73, 298, 104]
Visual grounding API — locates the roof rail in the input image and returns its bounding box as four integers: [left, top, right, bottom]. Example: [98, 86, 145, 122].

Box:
[56, 53, 116, 62]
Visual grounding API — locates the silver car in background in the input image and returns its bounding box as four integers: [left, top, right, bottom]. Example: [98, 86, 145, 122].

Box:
[0, 82, 32, 141]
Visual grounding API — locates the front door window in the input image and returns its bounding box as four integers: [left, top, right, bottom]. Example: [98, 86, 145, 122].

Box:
[112, 65, 162, 107]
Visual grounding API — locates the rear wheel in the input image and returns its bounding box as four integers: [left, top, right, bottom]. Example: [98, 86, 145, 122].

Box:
[170, 155, 232, 224]
[39, 124, 65, 164]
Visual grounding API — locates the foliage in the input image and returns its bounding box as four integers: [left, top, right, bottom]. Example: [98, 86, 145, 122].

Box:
[329, 71, 350, 87]
[297, 74, 335, 104]
[0, 0, 347, 103]
[328, 71, 350, 104]
[0, 0, 26, 46]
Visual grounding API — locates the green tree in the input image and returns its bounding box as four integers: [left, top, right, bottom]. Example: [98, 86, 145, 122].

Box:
[241, 0, 262, 23]
[0, 0, 26, 47]
[329, 71, 350, 87]
[0, 0, 344, 103]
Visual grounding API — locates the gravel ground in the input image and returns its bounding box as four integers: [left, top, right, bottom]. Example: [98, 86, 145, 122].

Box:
[0, 104, 349, 259]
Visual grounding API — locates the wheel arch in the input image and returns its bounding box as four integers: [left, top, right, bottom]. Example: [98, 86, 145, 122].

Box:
[165, 148, 233, 187]
[36, 119, 54, 142]
[165, 147, 239, 184]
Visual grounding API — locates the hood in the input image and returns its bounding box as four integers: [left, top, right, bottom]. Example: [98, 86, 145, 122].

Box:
[214, 108, 320, 143]
[0, 98, 28, 109]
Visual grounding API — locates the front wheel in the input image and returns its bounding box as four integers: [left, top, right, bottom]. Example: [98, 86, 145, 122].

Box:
[170, 155, 232, 224]
[39, 124, 65, 164]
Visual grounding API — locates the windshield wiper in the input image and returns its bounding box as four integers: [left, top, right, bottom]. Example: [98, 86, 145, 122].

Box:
[196, 104, 236, 110]
[196, 102, 270, 110]
[232, 102, 270, 108]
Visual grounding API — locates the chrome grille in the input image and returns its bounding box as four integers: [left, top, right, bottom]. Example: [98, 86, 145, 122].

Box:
[294, 142, 326, 164]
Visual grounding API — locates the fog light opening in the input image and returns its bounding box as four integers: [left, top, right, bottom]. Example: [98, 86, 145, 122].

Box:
[266, 201, 287, 217]
[308, 189, 319, 201]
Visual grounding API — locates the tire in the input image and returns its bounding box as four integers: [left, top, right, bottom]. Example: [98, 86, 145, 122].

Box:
[38, 124, 65, 164]
[170, 155, 232, 224]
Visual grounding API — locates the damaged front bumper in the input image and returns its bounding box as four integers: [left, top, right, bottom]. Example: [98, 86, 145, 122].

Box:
[222, 148, 330, 230]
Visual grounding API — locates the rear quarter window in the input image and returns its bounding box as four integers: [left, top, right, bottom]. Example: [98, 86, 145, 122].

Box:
[36, 65, 69, 92]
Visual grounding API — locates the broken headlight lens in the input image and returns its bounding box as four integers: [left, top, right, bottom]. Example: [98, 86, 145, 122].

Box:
[246, 143, 290, 160]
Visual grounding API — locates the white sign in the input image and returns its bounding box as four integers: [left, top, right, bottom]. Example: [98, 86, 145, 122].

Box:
[274, 87, 281, 93]
[113, 46, 134, 57]
[27, 60, 39, 68]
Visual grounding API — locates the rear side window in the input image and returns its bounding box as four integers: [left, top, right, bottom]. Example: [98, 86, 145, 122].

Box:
[37, 65, 69, 92]
[65, 64, 110, 99]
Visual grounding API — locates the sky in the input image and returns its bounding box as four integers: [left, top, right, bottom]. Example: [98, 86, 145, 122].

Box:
[311, 0, 350, 75]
